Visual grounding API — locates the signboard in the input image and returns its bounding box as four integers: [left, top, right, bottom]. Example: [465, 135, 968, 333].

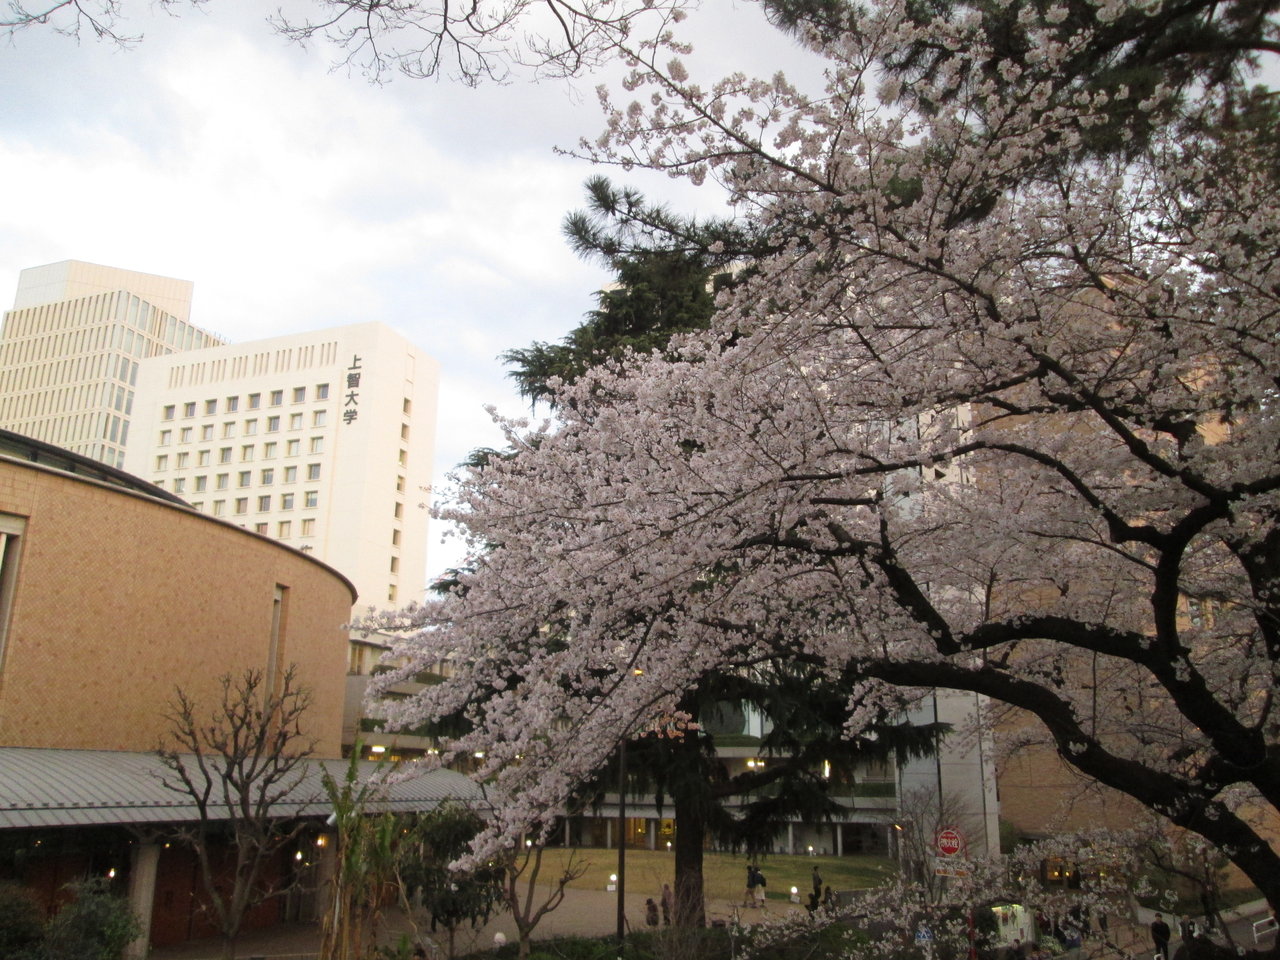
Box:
[936, 827, 964, 856]
[915, 927, 934, 943]
[934, 859, 971, 878]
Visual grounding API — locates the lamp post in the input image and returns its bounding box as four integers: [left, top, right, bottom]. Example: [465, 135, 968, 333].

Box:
[616, 737, 626, 958]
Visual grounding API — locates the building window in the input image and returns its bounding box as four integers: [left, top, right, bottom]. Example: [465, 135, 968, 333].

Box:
[284, 466, 297, 483]
[155, 455, 168, 471]
[205, 399, 217, 416]
[180, 427, 192, 443]
[162, 404, 176, 420]
[313, 410, 327, 427]
[389, 556, 399, 574]
[304, 491, 318, 508]
[212, 500, 225, 516]
[398, 449, 408, 467]
[195, 476, 208, 492]
[173, 478, 186, 494]
[234, 498, 248, 514]
[396, 476, 405, 493]
[241, 445, 255, 462]
[261, 468, 274, 485]
[263, 442, 277, 459]
[301, 518, 315, 536]
[159, 430, 172, 446]
[306, 463, 321, 481]
[255, 522, 269, 534]
[309, 437, 324, 454]
[388, 585, 397, 602]
[238, 471, 252, 487]
[290, 413, 303, 430]
[403, 398, 412, 415]
[219, 447, 232, 464]
[222, 422, 235, 438]
[267, 415, 280, 432]
[183, 401, 196, 418]
[270, 389, 284, 406]
[401, 424, 410, 440]
[201, 424, 214, 441]
[316, 383, 330, 400]
[176, 452, 189, 468]
[248, 393, 261, 409]
[0, 519, 25, 670]
[393, 502, 403, 519]
[293, 387, 306, 403]
[197, 450, 210, 467]
[216, 473, 229, 490]
[226, 396, 239, 412]
[281, 493, 294, 510]
[258, 495, 272, 512]
[391, 529, 400, 546]
[278, 520, 292, 538]
[244, 419, 258, 436]
[286, 439, 300, 457]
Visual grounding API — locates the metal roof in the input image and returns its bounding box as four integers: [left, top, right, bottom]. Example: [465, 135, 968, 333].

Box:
[0, 747, 485, 830]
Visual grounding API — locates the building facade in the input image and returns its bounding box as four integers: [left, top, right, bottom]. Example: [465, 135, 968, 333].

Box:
[0, 261, 225, 469]
[123, 321, 440, 613]
[0, 429, 356, 755]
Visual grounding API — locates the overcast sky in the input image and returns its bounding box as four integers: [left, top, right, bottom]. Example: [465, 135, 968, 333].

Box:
[0, 0, 809, 580]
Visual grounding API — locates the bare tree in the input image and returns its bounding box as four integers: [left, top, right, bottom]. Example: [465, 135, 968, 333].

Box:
[895, 788, 982, 904]
[156, 666, 315, 960]
[0, 0, 686, 84]
[501, 840, 588, 960]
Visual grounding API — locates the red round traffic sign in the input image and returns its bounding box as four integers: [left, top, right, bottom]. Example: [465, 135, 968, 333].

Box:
[936, 828, 964, 856]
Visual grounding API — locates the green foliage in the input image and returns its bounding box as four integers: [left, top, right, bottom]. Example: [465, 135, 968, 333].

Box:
[403, 804, 507, 938]
[503, 248, 719, 407]
[0, 882, 43, 959]
[40, 879, 141, 960]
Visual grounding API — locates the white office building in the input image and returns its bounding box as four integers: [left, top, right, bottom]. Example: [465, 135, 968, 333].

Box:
[125, 322, 440, 612]
[0, 261, 224, 467]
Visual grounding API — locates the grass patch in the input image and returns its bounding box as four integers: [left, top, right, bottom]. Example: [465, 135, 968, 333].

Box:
[527, 848, 897, 904]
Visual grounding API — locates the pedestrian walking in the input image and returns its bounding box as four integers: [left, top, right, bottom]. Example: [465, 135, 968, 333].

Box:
[661, 883, 673, 925]
[812, 866, 823, 899]
[1151, 913, 1172, 960]
[646, 898, 660, 927]
[744, 865, 758, 906]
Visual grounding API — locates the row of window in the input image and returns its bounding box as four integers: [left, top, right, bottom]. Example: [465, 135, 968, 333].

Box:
[190, 498, 320, 519]
[159, 409, 327, 444]
[156, 442, 324, 470]
[158, 466, 320, 492]
[163, 385, 330, 420]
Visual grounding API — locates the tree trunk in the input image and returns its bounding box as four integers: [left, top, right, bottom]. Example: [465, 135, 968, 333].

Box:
[670, 736, 708, 928]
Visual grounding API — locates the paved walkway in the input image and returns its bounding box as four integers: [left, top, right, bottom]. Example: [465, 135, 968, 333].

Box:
[149, 887, 808, 959]
[152, 893, 1280, 960]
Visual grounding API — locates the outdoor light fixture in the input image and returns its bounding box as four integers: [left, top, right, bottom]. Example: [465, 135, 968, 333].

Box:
[370, 745, 386, 754]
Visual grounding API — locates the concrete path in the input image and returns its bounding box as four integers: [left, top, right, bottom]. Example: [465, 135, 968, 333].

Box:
[149, 886, 809, 959]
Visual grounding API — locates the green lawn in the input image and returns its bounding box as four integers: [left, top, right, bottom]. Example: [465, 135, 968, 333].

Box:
[526, 847, 898, 903]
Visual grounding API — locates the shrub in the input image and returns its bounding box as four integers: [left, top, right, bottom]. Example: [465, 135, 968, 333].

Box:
[0, 882, 43, 959]
[42, 879, 141, 960]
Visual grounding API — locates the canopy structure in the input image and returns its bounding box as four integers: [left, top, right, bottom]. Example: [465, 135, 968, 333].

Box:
[0, 746, 484, 830]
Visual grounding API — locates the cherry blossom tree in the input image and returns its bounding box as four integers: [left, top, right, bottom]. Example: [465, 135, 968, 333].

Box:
[365, 0, 1280, 930]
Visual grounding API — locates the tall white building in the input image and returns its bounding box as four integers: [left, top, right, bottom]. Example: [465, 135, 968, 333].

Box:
[0, 261, 225, 467]
[125, 323, 440, 611]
